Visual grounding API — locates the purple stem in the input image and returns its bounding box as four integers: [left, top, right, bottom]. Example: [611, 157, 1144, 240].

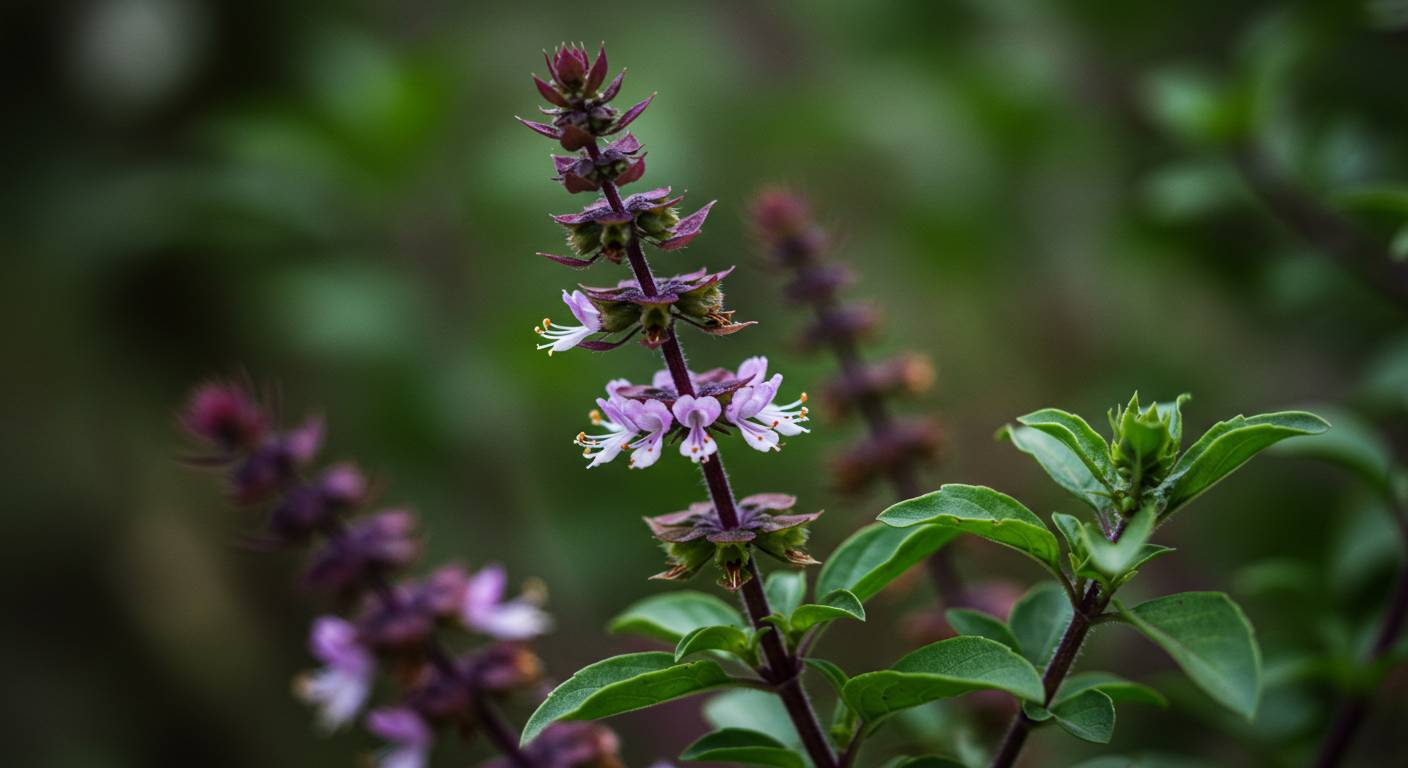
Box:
[1312, 505, 1408, 768]
[988, 518, 1129, 768]
[589, 145, 840, 768]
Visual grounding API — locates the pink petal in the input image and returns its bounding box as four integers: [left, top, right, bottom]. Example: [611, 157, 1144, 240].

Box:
[586, 44, 608, 93]
[532, 75, 570, 108]
[538, 251, 600, 268]
[606, 93, 655, 135]
[515, 116, 562, 139]
[599, 70, 625, 102]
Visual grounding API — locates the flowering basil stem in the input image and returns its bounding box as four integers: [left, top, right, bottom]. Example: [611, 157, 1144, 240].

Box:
[180, 381, 622, 768]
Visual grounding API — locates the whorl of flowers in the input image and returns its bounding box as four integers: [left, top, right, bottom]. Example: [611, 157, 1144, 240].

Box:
[750, 189, 942, 494]
[180, 381, 620, 768]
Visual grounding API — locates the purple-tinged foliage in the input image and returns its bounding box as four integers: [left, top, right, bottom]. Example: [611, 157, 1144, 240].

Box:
[645, 493, 822, 590]
[535, 267, 750, 353]
[547, 188, 714, 266]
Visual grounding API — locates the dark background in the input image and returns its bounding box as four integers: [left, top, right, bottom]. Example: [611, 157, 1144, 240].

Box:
[3, 1, 1406, 765]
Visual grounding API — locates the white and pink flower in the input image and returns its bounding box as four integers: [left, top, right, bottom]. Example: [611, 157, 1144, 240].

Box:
[535, 289, 602, 355]
[461, 564, 552, 640]
[295, 616, 375, 730]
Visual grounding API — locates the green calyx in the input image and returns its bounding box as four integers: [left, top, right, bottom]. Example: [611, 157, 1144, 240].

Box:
[636, 204, 680, 239]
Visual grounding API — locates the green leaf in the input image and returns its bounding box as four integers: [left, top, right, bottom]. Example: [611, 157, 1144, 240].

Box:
[1119, 592, 1262, 719]
[1267, 406, 1394, 496]
[842, 636, 1044, 726]
[1010, 581, 1074, 668]
[881, 758, 967, 768]
[1049, 689, 1116, 743]
[804, 657, 849, 694]
[1016, 409, 1117, 490]
[1001, 425, 1110, 511]
[1052, 512, 1086, 553]
[816, 523, 956, 602]
[791, 589, 866, 632]
[679, 728, 804, 768]
[765, 570, 807, 618]
[522, 652, 736, 743]
[1081, 507, 1156, 583]
[608, 592, 745, 645]
[879, 484, 1062, 574]
[1055, 671, 1168, 708]
[675, 625, 754, 663]
[1126, 544, 1175, 573]
[945, 608, 1020, 653]
[703, 689, 800, 749]
[1159, 411, 1329, 516]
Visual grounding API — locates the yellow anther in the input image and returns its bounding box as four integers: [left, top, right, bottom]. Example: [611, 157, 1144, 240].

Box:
[799, 392, 809, 403]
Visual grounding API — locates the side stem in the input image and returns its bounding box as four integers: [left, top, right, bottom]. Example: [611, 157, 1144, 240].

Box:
[1312, 504, 1408, 768]
[590, 157, 839, 768]
[988, 518, 1128, 768]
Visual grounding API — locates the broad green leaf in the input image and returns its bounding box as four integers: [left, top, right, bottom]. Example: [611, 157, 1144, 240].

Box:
[608, 592, 744, 645]
[765, 570, 807, 618]
[1055, 671, 1168, 708]
[1010, 581, 1074, 667]
[1001, 424, 1109, 511]
[675, 625, 754, 663]
[1049, 689, 1116, 743]
[816, 522, 956, 602]
[1267, 406, 1394, 496]
[1081, 507, 1155, 583]
[945, 608, 1020, 653]
[679, 728, 804, 768]
[842, 636, 1044, 725]
[804, 657, 849, 694]
[1120, 592, 1262, 718]
[1016, 408, 1117, 490]
[1232, 559, 1320, 598]
[703, 689, 799, 749]
[882, 758, 966, 768]
[522, 652, 735, 743]
[879, 484, 1062, 574]
[1159, 411, 1329, 515]
[791, 589, 866, 632]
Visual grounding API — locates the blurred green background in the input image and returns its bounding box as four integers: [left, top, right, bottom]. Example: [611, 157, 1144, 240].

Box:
[4, 0, 1407, 765]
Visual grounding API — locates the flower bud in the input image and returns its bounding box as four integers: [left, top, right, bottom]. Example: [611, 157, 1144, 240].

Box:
[1107, 393, 1186, 488]
[471, 642, 544, 693]
[183, 383, 267, 450]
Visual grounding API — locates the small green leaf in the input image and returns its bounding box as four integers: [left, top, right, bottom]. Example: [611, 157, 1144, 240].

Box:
[842, 636, 1044, 725]
[1055, 671, 1168, 708]
[791, 589, 866, 632]
[945, 608, 1020, 653]
[804, 657, 849, 694]
[816, 523, 956, 602]
[1049, 689, 1116, 743]
[765, 570, 807, 618]
[1081, 507, 1156, 583]
[608, 592, 744, 645]
[675, 625, 754, 663]
[1001, 425, 1110, 511]
[1126, 544, 1175, 573]
[1159, 411, 1329, 516]
[1120, 592, 1262, 719]
[679, 728, 804, 768]
[1016, 409, 1117, 491]
[1010, 581, 1074, 668]
[522, 652, 735, 743]
[879, 484, 1062, 574]
[1051, 512, 1086, 554]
